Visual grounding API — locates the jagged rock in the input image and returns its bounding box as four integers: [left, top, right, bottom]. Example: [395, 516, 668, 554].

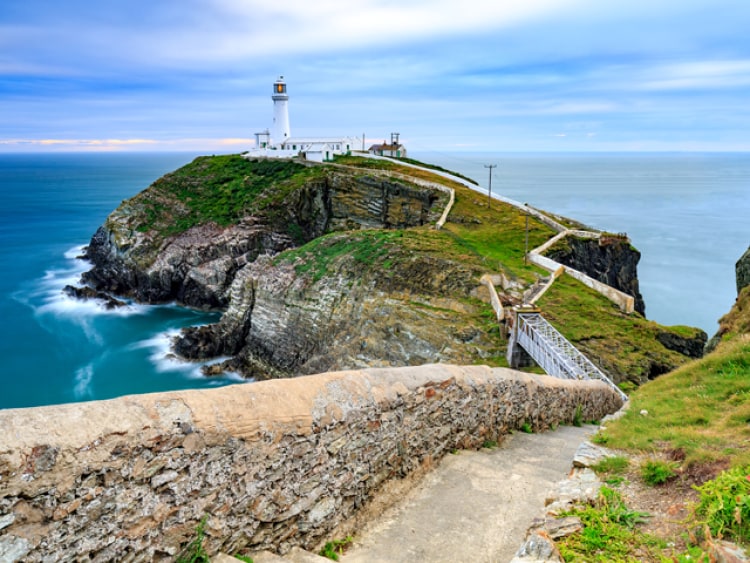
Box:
[707, 539, 749, 563]
[536, 516, 584, 539]
[175, 247, 491, 379]
[62, 284, 127, 309]
[656, 328, 707, 358]
[82, 158, 476, 379]
[545, 468, 602, 515]
[511, 530, 563, 562]
[82, 162, 445, 311]
[545, 234, 646, 315]
[737, 246, 750, 294]
[0, 535, 31, 562]
[572, 441, 615, 468]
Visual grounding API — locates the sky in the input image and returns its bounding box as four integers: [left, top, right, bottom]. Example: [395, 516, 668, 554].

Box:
[1, 0, 749, 153]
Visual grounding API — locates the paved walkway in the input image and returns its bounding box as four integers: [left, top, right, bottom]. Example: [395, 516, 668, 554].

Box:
[341, 425, 596, 563]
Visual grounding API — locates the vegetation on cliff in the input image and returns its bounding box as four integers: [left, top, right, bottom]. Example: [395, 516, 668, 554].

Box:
[553, 284, 750, 560]
[124, 155, 314, 236]
[84, 153, 703, 384]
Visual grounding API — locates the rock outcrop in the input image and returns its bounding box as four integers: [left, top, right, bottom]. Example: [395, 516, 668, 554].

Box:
[82, 157, 445, 310]
[80, 156, 495, 379]
[74, 154, 703, 383]
[175, 234, 494, 378]
[545, 234, 646, 316]
[737, 246, 750, 294]
[706, 244, 750, 352]
[656, 328, 707, 358]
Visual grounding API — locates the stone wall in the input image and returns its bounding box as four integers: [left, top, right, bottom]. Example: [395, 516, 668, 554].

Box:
[0, 364, 623, 562]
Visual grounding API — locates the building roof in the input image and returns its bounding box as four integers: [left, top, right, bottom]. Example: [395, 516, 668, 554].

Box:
[369, 143, 402, 151]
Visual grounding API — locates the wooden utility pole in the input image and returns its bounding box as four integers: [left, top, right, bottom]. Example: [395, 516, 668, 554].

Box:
[484, 164, 497, 209]
[525, 212, 529, 264]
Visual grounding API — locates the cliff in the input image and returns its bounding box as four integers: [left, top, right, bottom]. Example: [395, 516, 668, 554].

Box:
[544, 233, 646, 315]
[83, 156, 444, 309]
[737, 245, 750, 294]
[78, 154, 702, 385]
[704, 244, 750, 352]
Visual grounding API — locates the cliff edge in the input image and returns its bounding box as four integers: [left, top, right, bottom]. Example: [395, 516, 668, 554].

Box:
[77, 154, 704, 386]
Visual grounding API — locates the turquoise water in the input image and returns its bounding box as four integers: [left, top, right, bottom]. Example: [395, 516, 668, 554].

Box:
[0, 153, 245, 409]
[1, 152, 748, 409]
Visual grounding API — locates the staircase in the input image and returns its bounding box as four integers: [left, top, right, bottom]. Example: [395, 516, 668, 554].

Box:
[511, 311, 628, 402]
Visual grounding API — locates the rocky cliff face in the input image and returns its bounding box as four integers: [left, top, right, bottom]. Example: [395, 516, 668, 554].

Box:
[706, 244, 750, 352]
[737, 246, 750, 294]
[81, 156, 496, 379]
[545, 234, 646, 315]
[175, 231, 496, 378]
[83, 158, 445, 310]
[76, 155, 702, 384]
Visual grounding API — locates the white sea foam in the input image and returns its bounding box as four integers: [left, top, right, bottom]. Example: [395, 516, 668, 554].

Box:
[73, 363, 94, 399]
[30, 244, 147, 319]
[134, 329, 239, 381]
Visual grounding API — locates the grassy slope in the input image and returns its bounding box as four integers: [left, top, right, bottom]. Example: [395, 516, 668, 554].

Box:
[118, 155, 320, 237]
[604, 287, 750, 469]
[555, 289, 750, 561]
[117, 153, 702, 380]
[538, 275, 699, 385]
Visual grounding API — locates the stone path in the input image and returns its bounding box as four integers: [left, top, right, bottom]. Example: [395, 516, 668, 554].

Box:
[340, 424, 596, 563]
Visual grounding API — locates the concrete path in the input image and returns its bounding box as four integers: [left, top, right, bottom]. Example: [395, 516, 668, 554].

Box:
[341, 424, 596, 563]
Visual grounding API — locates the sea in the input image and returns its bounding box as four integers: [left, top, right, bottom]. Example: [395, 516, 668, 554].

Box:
[1, 151, 748, 410]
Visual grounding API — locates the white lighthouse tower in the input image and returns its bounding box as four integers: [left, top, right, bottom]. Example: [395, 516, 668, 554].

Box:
[245, 76, 363, 161]
[271, 76, 291, 144]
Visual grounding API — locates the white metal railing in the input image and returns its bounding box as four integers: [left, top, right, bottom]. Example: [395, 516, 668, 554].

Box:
[517, 313, 628, 402]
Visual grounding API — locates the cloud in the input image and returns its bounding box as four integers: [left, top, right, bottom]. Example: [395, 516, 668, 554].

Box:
[640, 60, 750, 91]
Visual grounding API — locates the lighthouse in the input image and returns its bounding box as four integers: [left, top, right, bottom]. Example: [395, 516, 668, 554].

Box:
[271, 76, 291, 144]
[245, 76, 363, 162]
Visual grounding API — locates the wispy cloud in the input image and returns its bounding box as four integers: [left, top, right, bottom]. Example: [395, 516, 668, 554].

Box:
[640, 60, 750, 91]
[2, 0, 750, 151]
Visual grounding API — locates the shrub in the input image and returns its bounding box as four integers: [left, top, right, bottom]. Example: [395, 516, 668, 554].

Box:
[693, 466, 750, 543]
[641, 459, 678, 486]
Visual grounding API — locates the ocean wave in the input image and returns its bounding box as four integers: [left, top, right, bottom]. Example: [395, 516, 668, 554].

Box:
[26, 244, 147, 319]
[133, 329, 240, 381]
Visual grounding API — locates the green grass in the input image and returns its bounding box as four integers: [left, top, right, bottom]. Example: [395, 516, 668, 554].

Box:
[640, 460, 678, 486]
[441, 186, 555, 282]
[591, 455, 630, 476]
[601, 335, 750, 469]
[125, 155, 315, 236]
[557, 486, 660, 562]
[319, 536, 353, 561]
[391, 155, 479, 185]
[537, 275, 698, 385]
[694, 465, 750, 544]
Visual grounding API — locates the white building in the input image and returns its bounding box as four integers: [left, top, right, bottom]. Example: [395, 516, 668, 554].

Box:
[368, 132, 407, 158]
[245, 76, 361, 163]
